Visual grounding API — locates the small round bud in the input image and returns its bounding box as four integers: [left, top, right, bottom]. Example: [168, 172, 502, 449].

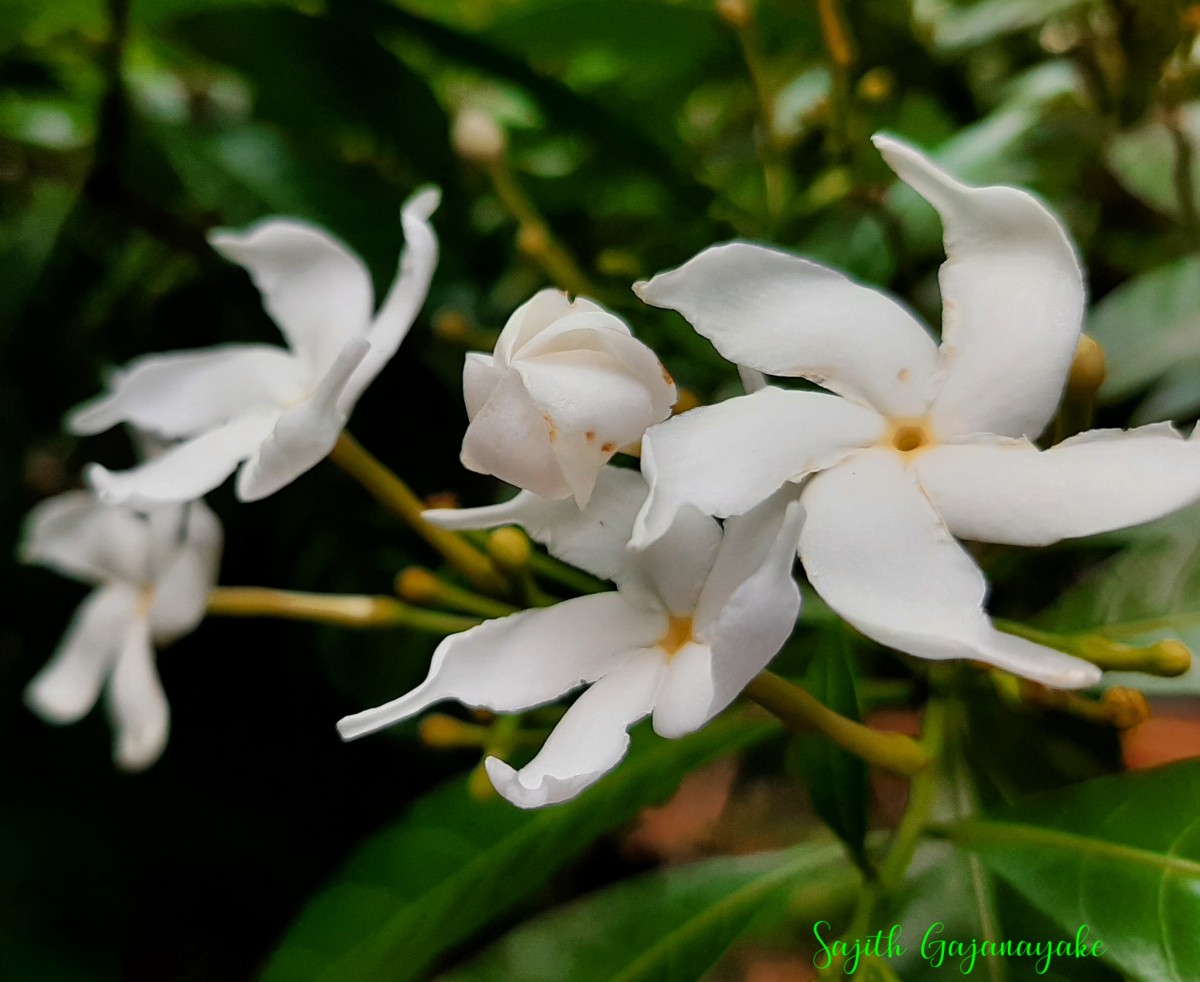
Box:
[1151, 639, 1192, 677]
[856, 67, 895, 103]
[395, 567, 441, 604]
[488, 527, 531, 571]
[715, 0, 751, 30]
[1102, 687, 1152, 730]
[433, 309, 472, 344]
[516, 223, 550, 258]
[419, 714, 480, 748]
[1066, 335, 1106, 397]
[452, 107, 506, 165]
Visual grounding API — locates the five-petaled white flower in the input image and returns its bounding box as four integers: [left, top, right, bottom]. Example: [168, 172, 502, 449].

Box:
[631, 134, 1200, 689]
[69, 188, 440, 506]
[338, 467, 802, 807]
[23, 491, 222, 770]
[460, 289, 677, 507]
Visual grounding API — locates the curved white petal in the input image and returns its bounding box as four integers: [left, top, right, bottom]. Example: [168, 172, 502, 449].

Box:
[148, 501, 223, 642]
[485, 647, 665, 808]
[20, 491, 149, 585]
[916, 425, 1200, 547]
[632, 387, 883, 545]
[209, 219, 373, 377]
[873, 135, 1085, 439]
[105, 616, 169, 771]
[462, 352, 500, 420]
[460, 369, 570, 499]
[67, 345, 304, 439]
[337, 593, 664, 741]
[423, 466, 647, 585]
[85, 413, 278, 507]
[651, 641, 716, 740]
[25, 582, 139, 724]
[799, 449, 1100, 688]
[235, 339, 369, 502]
[344, 187, 441, 406]
[494, 290, 611, 365]
[626, 504, 722, 616]
[635, 241, 938, 418]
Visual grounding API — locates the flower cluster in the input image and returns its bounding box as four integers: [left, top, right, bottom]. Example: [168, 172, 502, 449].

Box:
[26, 135, 1200, 799]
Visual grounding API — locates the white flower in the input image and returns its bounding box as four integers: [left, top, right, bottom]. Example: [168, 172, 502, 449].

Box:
[631, 134, 1200, 689]
[339, 468, 802, 807]
[23, 492, 222, 770]
[69, 188, 440, 506]
[460, 289, 677, 507]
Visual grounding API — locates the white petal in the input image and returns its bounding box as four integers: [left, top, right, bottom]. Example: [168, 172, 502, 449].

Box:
[235, 339, 370, 501]
[337, 593, 664, 741]
[85, 413, 278, 507]
[423, 466, 647, 585]
[148, 501, 223, 642]
[67, 345, 304, 439]
[209, 219, 373, 377]
[632, 387, 884, 545]
[916, 424, 1200, 547]
[25, 583, 139, 724]
[105, 616, 170, 771]
[799, 449, 1100, 688]
[494, 290, 611, 365]
[873, 135, 1085, 440]
[626, 504, 722, 616]
[485, 647, 666, 808]
[344, 187, 441, 406]
[635, 241, 939, 417]
[20, 491, 150, 585]
[650, 641, 716, 740]
[460, 369, 571, 499]
[462, 352, 500, 420]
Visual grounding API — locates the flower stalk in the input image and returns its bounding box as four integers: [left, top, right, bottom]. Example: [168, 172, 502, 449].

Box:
[745, 670, 930, 775]
[395, 567, 519, 619]
[329, 432, 507, 595]
[995, 618, 1191, 677]
[207, 586, 481, 633]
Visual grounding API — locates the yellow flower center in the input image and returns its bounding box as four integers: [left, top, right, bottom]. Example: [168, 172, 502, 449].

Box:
[659, 615, 694, 657]
[884, 418, 935, 457]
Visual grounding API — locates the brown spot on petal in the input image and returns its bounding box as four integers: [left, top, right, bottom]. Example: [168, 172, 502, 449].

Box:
[542, 414, 558, 443]
[660, 365, 674, 386]
[585, 430, 596, 443]
[897, 368, 910, 382]
[601, 442, 617, 453]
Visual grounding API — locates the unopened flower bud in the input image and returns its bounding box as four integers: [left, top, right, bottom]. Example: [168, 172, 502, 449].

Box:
[419, 713, 483, 748]
[395, 567, 441, 604]
[857, 67, 895, 103]
[1101, 687, 1152, 730]
[1066, 335, 1106, 398]
[488, 527, 531, 571]
[453, 108, 506, 165]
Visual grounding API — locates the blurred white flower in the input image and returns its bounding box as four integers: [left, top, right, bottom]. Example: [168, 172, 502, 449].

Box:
[23, 492, 222, 770]
[460, 289, 676, 507]
[69, 187, 440, 505]
[340, 469, 802, 807]
[632, 134, 1200, 689]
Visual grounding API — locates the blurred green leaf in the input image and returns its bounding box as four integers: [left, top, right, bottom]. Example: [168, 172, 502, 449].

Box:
[1106, 107, 1199, 223]
[940, 760, 1200, 982]
[437, 843, 854, 982]
[911, 0, 1089, 51]
[1089, 254, 1200, 420]
[791, 634, 868, 865]
[260, 714, 776, 982]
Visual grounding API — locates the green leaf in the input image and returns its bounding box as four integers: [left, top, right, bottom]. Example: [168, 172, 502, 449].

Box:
[436, 843, 855, 982]
[1089, 254, 1200, 420]
[791, 633, 868, 864]
[940, 760, 1200, 982]
[1045, 501, 1200, 694]
[260, 715, 777, 982]
[911, 0, 1088, 51]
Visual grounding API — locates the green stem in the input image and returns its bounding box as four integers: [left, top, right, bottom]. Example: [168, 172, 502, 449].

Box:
[329, 432, 507, 595]
[207, 586, 481, 633]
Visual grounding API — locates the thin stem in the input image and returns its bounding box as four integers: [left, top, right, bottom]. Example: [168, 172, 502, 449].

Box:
[207, 586, 481, 633]
[995, 617, 1191, 676]
[817, 0, 856, 157]
[485, 160, 604, 298]
[329, 432, 507, 595]
[729, 8, 789, 227]
[745, 670, 929, 776]
[398, 568, 519, 619]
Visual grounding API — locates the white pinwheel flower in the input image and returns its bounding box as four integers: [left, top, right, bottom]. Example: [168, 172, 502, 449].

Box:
[68, 188, 440, 505]
[460, 289, 677, 507]
[23, 492, 222, 770]
[631, 134, 1200, 690]
[339, 468, 802, 807]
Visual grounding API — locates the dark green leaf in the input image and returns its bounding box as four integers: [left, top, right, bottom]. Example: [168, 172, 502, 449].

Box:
[437, 843, 855, 982]
[260, 714, 776, 982]
[940, 760, 1200, 982]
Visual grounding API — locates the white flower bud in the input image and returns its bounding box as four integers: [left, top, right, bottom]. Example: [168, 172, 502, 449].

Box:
[452, 107, 506, 165]
[459, 289, 676, 506]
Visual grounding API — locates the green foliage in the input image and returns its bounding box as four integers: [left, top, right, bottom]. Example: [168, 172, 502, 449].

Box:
[942, 760, 1200, 982]
[260, 715, 776, 982]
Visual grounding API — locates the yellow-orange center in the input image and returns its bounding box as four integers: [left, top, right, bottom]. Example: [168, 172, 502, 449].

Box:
[659, 615, 694, 657]
[891, 424, 929, 454]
